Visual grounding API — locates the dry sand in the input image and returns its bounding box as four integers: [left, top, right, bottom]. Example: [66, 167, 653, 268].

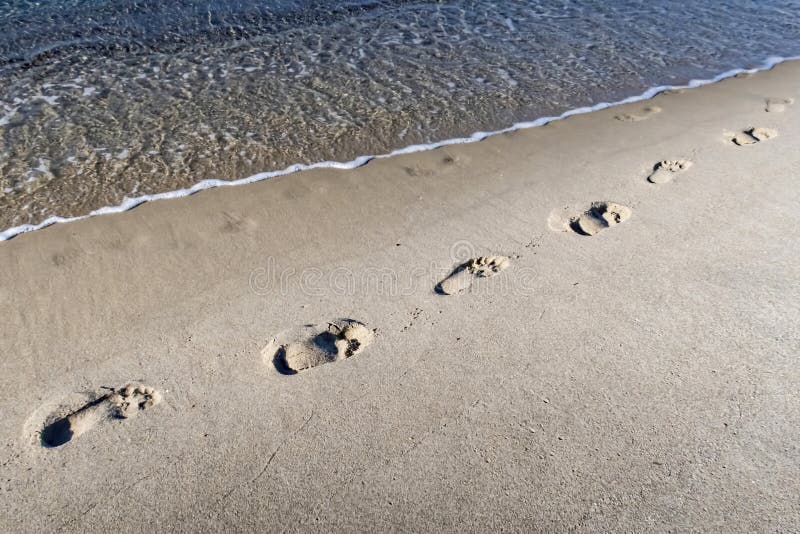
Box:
[1, 61, 799, 532]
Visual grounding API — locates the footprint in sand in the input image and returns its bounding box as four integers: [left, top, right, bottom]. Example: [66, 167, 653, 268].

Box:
[563, 202, 633, 236]
[436, 256, 510, 295]
[615, 105, 662, 122]
[40, 384, 161, 448]
[765, 97, 793, 113]
[265, 319, 375, 374]
[728, 127, 778, 146]
[647, 159, 693, 184]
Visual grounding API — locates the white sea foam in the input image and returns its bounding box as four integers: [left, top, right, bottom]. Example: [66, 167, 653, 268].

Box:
[0, 106, 18, 126]
[1, 55, 797, 241]
[33, 94, 60, 106]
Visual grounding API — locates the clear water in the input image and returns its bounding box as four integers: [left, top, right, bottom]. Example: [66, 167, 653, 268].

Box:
[1, 0, 799, 230]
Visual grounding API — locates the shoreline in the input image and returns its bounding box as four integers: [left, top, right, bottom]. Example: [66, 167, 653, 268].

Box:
[2, 57, 799, 532]
[2, 53, 797, 241]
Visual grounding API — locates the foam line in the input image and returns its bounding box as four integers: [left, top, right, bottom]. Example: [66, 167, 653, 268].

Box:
[2, 54, 797, 241]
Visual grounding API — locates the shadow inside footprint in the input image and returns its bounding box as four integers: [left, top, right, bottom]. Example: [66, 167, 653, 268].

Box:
[436, 256, 510, 295]
[271, 320, 375, 374]
[40, 393, 112, 448]
[730, 127, 778, 146]
[41, 417, 74, 448]
[272, 346, 298, 375]
[312, 330, 339, 353]
[435, 263, 470, 295]
[570, 202, 632, 236]
[647, 159, 692, 184]
[40, 385, 161, 448]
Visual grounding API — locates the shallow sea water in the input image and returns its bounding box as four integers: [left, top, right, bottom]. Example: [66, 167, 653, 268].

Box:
[1, 0, 799, 229]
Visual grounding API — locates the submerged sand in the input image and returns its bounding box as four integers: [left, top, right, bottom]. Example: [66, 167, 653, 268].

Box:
[1, 62, 799, 532]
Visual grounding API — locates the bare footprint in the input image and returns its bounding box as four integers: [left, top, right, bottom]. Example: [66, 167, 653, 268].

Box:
[647, 159, 693, 184]
[265, 319, 375, 374]
[571, 202, 632, 236]
[765, 97, 793, 113]
[729, 127, 778, 146]
[436, 256, 510, 295]
[40, 384, 161, 448]
[615, 105, 662, 122]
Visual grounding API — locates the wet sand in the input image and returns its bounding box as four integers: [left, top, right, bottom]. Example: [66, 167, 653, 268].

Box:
[1, 61, 799, 532]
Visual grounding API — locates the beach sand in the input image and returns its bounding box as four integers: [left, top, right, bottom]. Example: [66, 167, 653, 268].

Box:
[1, 61, 798, 532]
